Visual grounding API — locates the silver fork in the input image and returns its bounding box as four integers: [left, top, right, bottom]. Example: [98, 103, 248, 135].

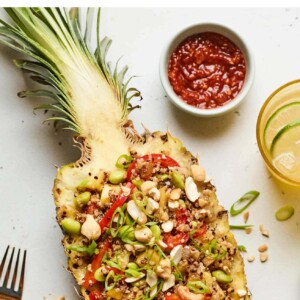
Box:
[0, 246, 26, 300]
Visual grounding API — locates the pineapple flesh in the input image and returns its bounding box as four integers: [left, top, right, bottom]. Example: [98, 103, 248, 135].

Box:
[0, 8, 250, 300]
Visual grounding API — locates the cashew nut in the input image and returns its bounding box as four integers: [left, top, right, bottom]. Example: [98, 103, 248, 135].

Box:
[170, 188, 181, 200]
[156, 259, 171, 280]
[168, 200, 180, 211]
[127, 200, 147, 224]
[161, 220, 174, 233]
[146, 198, 159, 215]
[191, 164, 206, 182]
[185, 177, 201, 202]
[141, 181, 157, 194]
[134, 227, 153, 243]
[148, 187, 160, 201]
[162, 274, 175, 292]
[81, 215, 101, 240]
[177, 286, 205, 300]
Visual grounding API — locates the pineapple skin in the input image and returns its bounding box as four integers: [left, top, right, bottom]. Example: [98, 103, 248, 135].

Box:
[53, 131, 250, 300]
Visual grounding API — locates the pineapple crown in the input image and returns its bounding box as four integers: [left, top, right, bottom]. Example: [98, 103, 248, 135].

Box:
[0, 8, 141, 133]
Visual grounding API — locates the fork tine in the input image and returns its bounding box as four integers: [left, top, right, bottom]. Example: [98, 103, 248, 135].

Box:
[11, 249, 20, 290]
[0, 245, 10, 278]
[3, 247, 15, 288]
[18, 249, 26, 292]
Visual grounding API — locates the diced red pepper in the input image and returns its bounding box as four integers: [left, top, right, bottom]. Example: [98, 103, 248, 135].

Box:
[99, 182, 135, 231]
[85, 202, 100, 215]
[105, 265, 124, 275]
[193, 224, 207, 239]
[89, 290, 104, 300]
[127, 154, 180, 181]
[82, 239, 111, 288]
[175, 208, 190, 227]
[163, 232, 189, 249]
[164, 294, 181, 300]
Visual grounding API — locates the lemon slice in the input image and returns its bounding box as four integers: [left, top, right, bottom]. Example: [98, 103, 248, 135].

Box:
[271, 120, 300, 182]
[263, 102, 300, 150]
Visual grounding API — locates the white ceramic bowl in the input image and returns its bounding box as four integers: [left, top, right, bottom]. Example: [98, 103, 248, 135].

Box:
[159, 23, 255, 117]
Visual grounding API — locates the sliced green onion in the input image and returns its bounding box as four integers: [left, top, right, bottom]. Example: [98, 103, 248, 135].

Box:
[67, 240, 98, 256]
[125, 268, 142, 278]
[145, 221, 158, 226]
[104, 270, 122, 291]
[187, 280, 209, 294]
[275, 205, 295, 221]
[157, 174, 169, 181]
[204, 239, 227, 260]
[118, 224, 136, 243]
[116, 154, 132, 169]
[230, 224, 253, 230]
[94, 267, 105, 282]
[132, 179, 143, 189]
[238, 245, 247, 252]
[105, 260, 123, 271]
[109, 207, 125, 238]
[230, 191, 260, 216]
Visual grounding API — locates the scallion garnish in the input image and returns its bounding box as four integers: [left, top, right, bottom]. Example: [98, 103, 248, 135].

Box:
[187, 280, 209, 294]
[67, 240, 98, 256]
[230, 224, 253, 230]
[238, 245, 247, 252]
[230, 191, 260, 216]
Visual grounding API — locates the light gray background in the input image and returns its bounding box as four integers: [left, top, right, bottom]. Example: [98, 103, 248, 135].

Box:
[0, 7, 300, 300]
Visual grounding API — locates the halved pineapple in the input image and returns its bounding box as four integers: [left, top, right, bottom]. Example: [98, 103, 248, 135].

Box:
[0, 8, 250, 300]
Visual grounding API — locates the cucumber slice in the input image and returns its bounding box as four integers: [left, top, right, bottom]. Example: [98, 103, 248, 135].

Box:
[271, 120, 300, 182]
[263, 101, 300, 150]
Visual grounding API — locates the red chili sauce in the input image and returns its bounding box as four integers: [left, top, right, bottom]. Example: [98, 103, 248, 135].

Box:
[168, 32, 246, 109]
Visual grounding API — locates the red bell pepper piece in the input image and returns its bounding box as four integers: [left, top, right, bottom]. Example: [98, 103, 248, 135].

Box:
[164, 294, 181, 300]
[89, 290, 105, 300]
[163, 232, 189, 249]
[193, 224, 207, 239]
[127, 154, 180, 181]
[82, 239, 111, 288]
[99, 182, 135, 231]
[175, 208, 190, 227]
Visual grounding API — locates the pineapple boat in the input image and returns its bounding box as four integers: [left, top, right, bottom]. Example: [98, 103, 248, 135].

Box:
[0, 8, 250, 300]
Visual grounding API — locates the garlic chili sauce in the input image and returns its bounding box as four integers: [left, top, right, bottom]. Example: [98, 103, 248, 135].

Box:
[168, 32, 246, 109]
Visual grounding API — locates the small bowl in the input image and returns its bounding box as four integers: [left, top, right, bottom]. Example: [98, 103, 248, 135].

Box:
[159, 22, 255, 117]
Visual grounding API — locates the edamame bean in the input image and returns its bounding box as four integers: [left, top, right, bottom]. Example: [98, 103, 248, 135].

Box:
[212, 270, 232, 283]
[94, 267, 105, 281]
[61, 218, 81, 234]
[275, 205, 295, 221]
[75, 191, 91, 207]
[118, 225, 135, 241]
[150, 224, 161, 240]
[127, 262, 139, 270]
[116, 154, 132, 169]
[171, 171, 185, 190]
[78, 179, 89, 191]
[108, 169, 127, 184]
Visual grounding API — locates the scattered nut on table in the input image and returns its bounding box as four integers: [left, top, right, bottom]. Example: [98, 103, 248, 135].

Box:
[260, 252, 268, 263]
[243, 211, 249, 223]
[259, 224, 270, 237]
[245, 227, 252, 234]
[247, 255, 255, 263]
[258, 244, 268, 253]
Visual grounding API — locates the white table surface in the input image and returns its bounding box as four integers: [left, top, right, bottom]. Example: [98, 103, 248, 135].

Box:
[1, 7, 300, 300]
